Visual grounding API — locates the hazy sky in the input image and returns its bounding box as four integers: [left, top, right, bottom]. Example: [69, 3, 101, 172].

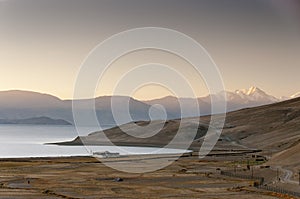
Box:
[1, 0, 300, 100]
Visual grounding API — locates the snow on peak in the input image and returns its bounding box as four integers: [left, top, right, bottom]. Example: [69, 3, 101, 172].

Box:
[247, 86, 261, 95]
[235, 86, 266, 96]
[291, 92, 300, 98]
[234, 86, 278, 102]
[235, 86, 265, 96]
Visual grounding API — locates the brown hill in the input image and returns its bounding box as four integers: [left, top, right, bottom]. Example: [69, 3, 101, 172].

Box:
[220, 97, 300, 151]
[58, 97, 300, 171]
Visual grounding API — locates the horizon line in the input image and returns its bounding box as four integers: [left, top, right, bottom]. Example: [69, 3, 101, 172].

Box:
[0, 87, 298, 101]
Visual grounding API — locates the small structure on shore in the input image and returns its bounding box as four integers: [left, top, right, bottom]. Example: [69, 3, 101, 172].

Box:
[93, 151, 120, 158]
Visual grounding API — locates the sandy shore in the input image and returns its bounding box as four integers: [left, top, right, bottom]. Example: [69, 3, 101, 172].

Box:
[0, 154, 293, 199]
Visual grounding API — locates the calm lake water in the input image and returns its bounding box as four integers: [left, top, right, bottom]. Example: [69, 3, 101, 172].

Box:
[0, 125, 187, 158]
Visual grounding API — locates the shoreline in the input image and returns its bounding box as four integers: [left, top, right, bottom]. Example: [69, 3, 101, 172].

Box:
[0, 155, 91, 161]
[0, 148, 193, 160]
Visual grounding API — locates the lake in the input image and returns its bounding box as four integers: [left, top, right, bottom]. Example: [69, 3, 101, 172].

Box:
[0, 125, 188, 158]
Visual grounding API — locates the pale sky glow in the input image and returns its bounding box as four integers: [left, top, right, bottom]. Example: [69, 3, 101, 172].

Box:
[95, 49, 207, 100]
[1, 0, 300, 100]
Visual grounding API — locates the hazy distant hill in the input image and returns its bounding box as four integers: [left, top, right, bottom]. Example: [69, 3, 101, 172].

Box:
[0, 90, 64, 108]
[0, 90, 153, 125]
[143, 96, 211, 118]
[0, 116, 71, 125]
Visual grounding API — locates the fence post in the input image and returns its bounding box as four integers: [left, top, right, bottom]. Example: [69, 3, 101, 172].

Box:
[299, 170, 300, 186]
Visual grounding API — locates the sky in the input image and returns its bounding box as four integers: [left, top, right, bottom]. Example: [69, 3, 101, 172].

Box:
[1, 0, 300, 100]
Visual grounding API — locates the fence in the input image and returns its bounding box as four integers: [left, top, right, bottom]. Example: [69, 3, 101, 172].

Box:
[220, 170, 300, 198]
[257, 185, 300, 197]
[220, 170, 264, 185]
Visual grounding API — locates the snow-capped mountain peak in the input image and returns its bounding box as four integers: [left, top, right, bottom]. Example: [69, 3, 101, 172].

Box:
[234, 86, 279, 102]
[280, 92, 300, 100]
[235, 86, 265, 96]
[291, 92, 300, 99]
[204, 86, 279, 106]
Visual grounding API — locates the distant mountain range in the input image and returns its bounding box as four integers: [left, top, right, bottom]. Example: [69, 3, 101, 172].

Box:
[0, 116, 71, 125]
[144, 86, 298, 117]
[0, 87, 298, 125]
